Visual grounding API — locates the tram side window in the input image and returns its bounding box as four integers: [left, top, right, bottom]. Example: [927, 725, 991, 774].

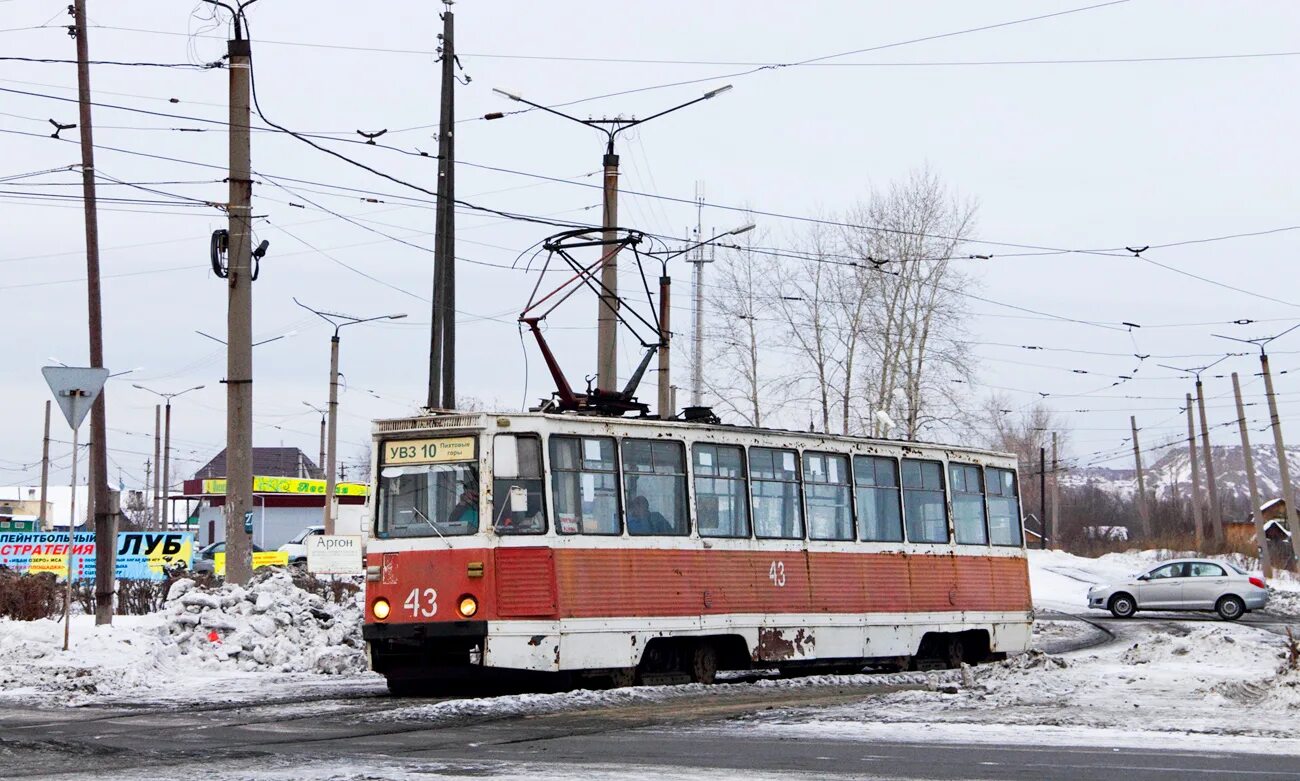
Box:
[750, 447, 804, 539]
[491, 434, 546, 535]
[621, 439, 689, 536]
[901, 458, 949, 543]
[986, 467, 1023, 546]
[550, 436, 620, 535]
[694, 444, 750, 538]
[950, 463, 988, 545]
[805, 452, 852, 541]
[854, 455, 903, 542]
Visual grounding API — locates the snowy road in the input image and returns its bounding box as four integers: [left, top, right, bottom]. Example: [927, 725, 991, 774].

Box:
[2, 551, 1298, 779]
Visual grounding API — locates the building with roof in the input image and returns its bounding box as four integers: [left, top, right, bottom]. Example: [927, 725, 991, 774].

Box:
[178, 447, 368, 549]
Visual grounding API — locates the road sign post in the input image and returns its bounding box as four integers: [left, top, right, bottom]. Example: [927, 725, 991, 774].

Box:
[42, 366, 109, 651]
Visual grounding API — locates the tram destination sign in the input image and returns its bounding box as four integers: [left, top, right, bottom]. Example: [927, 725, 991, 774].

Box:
[382, 436, 475, 466]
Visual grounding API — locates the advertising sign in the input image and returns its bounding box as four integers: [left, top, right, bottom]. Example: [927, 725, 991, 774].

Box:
[305, 534, 363, 575]
[0, 532, 193, 581]
[382, 436, 475, 466]
[200, 476, 369, 497]
[213, 549, 289, 576]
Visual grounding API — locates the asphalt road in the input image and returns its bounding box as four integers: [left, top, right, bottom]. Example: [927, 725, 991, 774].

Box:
[3, 609, 1297, 780]
[3, 672, 1299, 780]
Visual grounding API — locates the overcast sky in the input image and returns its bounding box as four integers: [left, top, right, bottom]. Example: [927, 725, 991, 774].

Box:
[2, 0, 1298, 494]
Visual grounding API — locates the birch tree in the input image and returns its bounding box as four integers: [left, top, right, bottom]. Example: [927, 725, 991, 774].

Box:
[843, 168, 977, 439]
[703, 233, 788, 426]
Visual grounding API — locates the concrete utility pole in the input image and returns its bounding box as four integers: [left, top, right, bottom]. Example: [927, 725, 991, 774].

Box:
[1213, 326, 1300, 568]
[135, 385, 203, 532]
[152, 404, 161, 529]
[304, 403, 327, 477]
[1131, 416, 1152, 537]
[1050, 431, 1060, 546]
[1196, 379, 1224, 541]
[297, 300, 406, 533]
[427, 4, 457, 411]
[325, 332, 340, 530]
[71, 0, 114, 625]
[1186, 393, 1204, 552]
[224, 15, 255, 586]
[142, 458, 152, 529]
[1261, 353, 1300, 565]
[39, 401, 50, 529]
[1231, 372, 1270, 577]
[688, 183, 711, 408]
[488, 85, 732, 394]
[657, 271, 673, 419]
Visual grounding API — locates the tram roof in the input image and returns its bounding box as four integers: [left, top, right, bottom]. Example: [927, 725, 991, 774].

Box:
[374, 410, 1017, 463]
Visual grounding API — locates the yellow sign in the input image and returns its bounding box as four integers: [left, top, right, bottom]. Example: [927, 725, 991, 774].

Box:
[213, 550, 289, 576]
[382, 436, 476, 466]
[201, 476, 369, 497]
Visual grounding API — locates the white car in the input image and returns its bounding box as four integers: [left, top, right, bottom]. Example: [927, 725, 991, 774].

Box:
[1087, 558, 1268, 621]
[278, 525, 325, 565]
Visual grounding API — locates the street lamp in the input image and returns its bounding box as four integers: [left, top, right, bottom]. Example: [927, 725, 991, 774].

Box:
[487, 84, 734, 394]
[132, 383, 204, 529]
[642, 222, 757, 419]
[195, 329, 297, 348]
[294, 298, 406, 534]
[303, 401, 327, 477]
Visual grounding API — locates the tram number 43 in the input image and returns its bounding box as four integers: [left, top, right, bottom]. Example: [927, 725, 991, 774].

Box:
[404, 587, 438, 617]
[768, 561, 786, 588]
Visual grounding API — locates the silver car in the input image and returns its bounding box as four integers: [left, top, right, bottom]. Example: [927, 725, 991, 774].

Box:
[1087, 558, 1268, 621]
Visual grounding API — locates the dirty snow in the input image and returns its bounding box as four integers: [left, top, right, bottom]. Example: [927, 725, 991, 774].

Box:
[0, 570, 380, 705]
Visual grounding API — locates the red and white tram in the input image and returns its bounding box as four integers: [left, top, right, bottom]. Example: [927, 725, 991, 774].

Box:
[362, 411, 1032, 694]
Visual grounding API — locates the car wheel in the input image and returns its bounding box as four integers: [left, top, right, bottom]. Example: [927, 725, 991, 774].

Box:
[1109, 592, 1137, 618]
[1215, 595, 1245, 622]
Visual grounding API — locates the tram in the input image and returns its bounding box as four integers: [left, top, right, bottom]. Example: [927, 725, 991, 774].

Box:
[361, 410, 1031, 693]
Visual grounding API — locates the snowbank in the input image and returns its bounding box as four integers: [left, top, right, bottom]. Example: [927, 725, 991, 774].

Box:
[0, 570, 374, 704]
[163, 571, 365, 674]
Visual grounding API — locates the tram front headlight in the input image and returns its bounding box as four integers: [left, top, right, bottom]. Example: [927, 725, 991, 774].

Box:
[458, 595, 478, 618]
[372, 597, 391, 620]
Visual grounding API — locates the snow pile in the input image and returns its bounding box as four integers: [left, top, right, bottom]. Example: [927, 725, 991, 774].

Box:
[163, 572, 366, 675]
[0, 571, 373, 704]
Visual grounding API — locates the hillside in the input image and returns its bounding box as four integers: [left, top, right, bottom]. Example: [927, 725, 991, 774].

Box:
[1061, 445, 1300, 508]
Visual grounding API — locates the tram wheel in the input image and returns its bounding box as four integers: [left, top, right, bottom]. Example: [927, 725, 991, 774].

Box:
[690, 642, 719, 684]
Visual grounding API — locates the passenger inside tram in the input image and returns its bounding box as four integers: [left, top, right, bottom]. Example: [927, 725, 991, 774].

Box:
[626, 495, 672, 535]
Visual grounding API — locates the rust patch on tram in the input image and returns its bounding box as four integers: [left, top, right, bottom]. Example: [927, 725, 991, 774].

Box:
[754, 627, 816, 661]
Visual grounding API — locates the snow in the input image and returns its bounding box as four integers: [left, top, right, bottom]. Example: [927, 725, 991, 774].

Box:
[0, 570, 380, 705]
[2, 548, 1299, 763]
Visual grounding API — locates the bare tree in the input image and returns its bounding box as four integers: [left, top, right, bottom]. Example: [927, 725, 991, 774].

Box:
[983, 394, 1071, 530]
[703, 232, 789, 426]
[842, 168, 977, 439]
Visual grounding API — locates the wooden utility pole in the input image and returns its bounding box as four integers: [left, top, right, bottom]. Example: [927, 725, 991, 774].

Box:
[1231, 372, 1271, 577]
[71, 0, 114, 625]
[152, 404, 161, 529]
[1050, 431, 1060, 546]
[1186, 393, 1204, 551]
[1039, 446, 1047, 548]
[1131, 416, 1152, 538]
[1261, 353, 1300, 566]
[224, 20, 255, 586]
[1196, 379, 1224, 540]
[39, 401, 51, 529]
[427, 5, 457, 411]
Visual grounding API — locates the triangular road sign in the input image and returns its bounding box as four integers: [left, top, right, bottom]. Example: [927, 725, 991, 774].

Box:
[42, 366, 110, 430]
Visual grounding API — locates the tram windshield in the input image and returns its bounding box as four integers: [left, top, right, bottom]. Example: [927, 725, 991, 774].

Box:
[377, 461, 480, 538]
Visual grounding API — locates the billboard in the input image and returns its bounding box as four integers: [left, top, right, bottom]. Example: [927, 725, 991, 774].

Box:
[0, 532, 194, 581]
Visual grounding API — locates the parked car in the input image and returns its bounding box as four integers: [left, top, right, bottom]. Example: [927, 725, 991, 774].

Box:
[278, 525, 325, 566]
[1087, 558, 1268, 621]
[190, 540, 265, 575]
